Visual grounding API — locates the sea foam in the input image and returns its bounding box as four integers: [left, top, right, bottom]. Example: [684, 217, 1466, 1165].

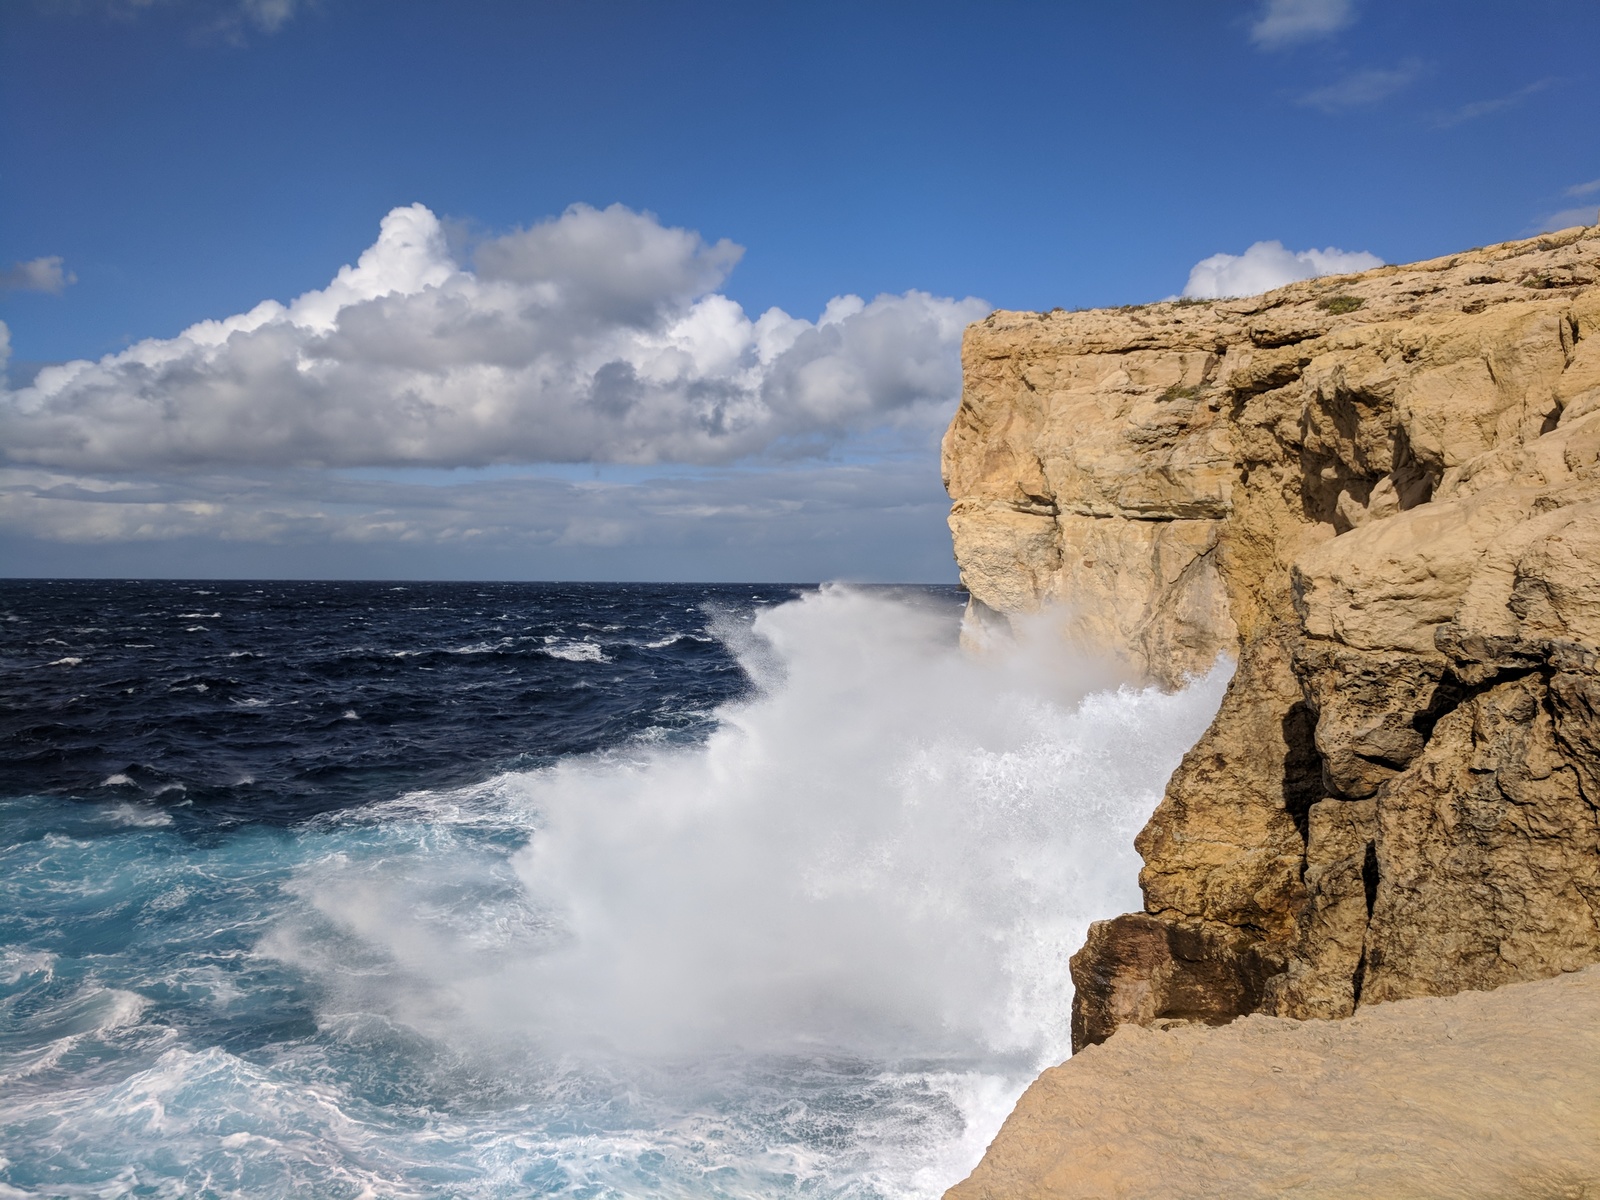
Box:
[259, 585, 1227, 1194]
[2, 584, 1226, 1198]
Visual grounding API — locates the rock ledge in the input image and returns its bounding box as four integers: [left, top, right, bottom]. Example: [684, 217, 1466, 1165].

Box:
[947, 965, 1600, 1200]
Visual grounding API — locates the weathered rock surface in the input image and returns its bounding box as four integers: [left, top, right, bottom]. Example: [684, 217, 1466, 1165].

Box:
[942, 221, 1600, 1043]
[946, 965, 1600, 1200]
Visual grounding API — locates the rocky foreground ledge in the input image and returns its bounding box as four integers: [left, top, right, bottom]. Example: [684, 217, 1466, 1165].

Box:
[947, 965, 1600, 1200]
[941, 220, 1600, 1192]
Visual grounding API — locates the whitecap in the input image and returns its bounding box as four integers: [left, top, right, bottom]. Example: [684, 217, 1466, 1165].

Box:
[446, 638, 514, 654]
[104, 803, 174, 828]
[644, 632, 715, 648]
[0, 948, 56, 987]
[46, 656, 83, 667]
[542, 639, 609, 663]
[0, 986, 155, 1085]
[99, 773, 136, 787]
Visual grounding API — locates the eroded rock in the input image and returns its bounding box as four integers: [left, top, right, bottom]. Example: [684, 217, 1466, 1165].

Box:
[942, 221, 1600, 1044]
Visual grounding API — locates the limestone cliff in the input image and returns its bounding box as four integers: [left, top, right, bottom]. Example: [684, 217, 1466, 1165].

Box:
[942, 221, 1600, 1043]
[947, 965, 1600, 1200]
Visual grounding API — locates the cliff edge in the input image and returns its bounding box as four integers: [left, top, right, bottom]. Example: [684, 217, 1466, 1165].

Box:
[947, 965, 1600, 1200]
[942, 220, 1600, 1042]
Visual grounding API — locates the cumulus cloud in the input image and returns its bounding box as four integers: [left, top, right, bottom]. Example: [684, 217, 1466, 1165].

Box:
[0, 256, 75, 294]
[1250, 0, 1355, 48]
[1182, 241, 1383, 299]
[0, 203, 987, 472]
[1298, 60, 1424, 113]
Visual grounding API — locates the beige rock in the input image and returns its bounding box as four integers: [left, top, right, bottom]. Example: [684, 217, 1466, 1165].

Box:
[947, 966, 1600, 1200]
[942, 222, 1600, 1045]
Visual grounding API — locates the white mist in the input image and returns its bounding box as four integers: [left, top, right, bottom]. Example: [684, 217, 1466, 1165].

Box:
[270, 585, 1229, 1197]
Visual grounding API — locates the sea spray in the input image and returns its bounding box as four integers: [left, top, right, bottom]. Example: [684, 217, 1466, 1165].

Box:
[262, 585, 1229, 1193]
[1, 582, 1228, 1197]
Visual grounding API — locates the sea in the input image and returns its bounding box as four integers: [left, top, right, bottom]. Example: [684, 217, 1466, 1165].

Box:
[0, 579, 1228, 1198]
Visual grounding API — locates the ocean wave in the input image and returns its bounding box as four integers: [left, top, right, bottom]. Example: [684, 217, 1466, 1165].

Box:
[0, 582, 1225, 1198]
[541, 639, 608, 663]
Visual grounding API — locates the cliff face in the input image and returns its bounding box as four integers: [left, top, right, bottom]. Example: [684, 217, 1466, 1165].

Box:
[942, 222, 1600, 1044]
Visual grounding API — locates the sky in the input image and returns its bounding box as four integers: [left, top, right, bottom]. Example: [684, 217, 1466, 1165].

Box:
[2, 0, 1597, 582]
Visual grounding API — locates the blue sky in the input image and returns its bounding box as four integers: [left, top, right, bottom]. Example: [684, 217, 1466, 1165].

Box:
[2, 0, 1596, 581]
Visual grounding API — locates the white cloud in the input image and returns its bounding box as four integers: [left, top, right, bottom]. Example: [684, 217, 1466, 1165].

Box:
[236, 0, 297, 32]
[1565, 178, 1600, 199]
[1181, 240, 1383, 299]
[107, 0, 302, 36]
[1250, 0, 1355, 48]
[1298, 59, 1424, 113]
[0, 203, 987, 472]
[0, 256, 75, 294]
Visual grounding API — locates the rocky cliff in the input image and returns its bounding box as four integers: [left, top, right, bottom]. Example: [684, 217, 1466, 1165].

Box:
[942, 221, 1600, 1044]
[947, 965, 1600, 1200]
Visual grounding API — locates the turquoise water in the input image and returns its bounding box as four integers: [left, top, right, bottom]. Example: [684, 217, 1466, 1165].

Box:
[0, 582, 1226, 1197]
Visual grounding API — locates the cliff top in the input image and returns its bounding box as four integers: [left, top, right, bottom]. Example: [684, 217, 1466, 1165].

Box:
[973, 220, 1598, 354]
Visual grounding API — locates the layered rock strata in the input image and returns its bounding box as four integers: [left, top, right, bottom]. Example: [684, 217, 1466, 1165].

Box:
[942, 221, 1600, 1044]
[946, 965, 1600, 1200]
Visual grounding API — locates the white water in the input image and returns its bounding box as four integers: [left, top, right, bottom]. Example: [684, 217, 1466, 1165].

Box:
[1, 585, 1227, 1197]
[247, 585, 1229, 1196]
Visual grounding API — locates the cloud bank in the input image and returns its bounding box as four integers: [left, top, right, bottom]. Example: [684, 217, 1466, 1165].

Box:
[1182, 240, 1383, 299]
[0, 459, 962, 582]
[0, 204, 985, 472]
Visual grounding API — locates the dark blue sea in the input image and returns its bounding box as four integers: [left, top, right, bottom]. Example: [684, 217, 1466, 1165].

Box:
[0, 579, 1227, 1198]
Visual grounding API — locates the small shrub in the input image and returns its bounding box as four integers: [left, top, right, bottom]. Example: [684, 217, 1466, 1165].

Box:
[1158, 382, 1208, 403]
[1172, 296, 1215, 307]
[1318, 294, 1366, 314]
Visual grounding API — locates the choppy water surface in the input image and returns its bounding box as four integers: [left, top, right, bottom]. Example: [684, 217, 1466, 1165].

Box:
[0, 579, 1227, 1197]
